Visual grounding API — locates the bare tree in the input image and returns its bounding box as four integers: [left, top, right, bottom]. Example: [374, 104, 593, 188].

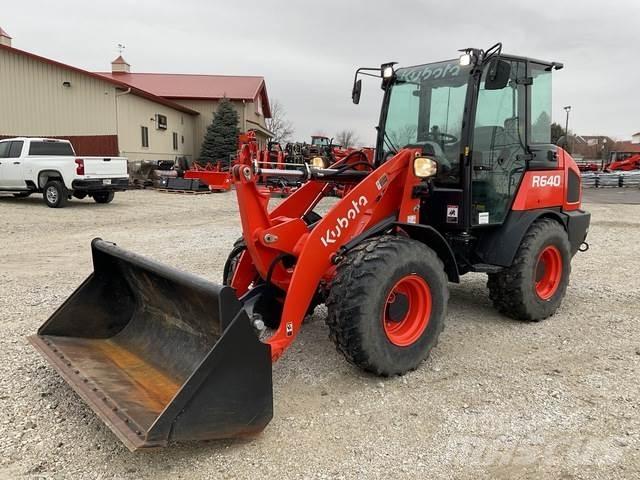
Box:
[389, 124, 418, 149]
[335, 129, 360, 148]
[266, 100, 294, 143]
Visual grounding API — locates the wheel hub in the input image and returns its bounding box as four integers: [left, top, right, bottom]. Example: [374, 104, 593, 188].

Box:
[46, 186, 58, 204]
[386, 293, 409, 322]
[535, 245, 562, 300]
[383, 274, 432, 347]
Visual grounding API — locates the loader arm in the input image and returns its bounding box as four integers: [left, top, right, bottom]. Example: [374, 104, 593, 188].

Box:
[231, 148, 423, 360]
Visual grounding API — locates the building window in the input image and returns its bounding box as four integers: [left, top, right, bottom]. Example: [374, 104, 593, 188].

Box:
[141, 126, 149, 148]
[255, 97, 263, 116]
[181, 135, 184, 144]
[155, 114, 168, 130]
[173, 132, 178, 151]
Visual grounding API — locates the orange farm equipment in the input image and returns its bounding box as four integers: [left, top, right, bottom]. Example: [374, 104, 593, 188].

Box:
[30, 43, 590, 451]
[606, 153, 640, 172]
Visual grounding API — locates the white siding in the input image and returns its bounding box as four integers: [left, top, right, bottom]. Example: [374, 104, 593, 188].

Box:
[0, 48, 117, 136]
[116, 93, 195, 162]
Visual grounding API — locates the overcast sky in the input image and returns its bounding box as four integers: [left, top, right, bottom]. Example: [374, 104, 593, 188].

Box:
[3, 0, 639, 145]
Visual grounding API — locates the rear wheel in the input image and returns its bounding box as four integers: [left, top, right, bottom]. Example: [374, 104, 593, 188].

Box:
[43, 180, 68, 208]
[487, 218, 571, 321]
[93, 191, 114, 204]
[326, 235, 448, 376]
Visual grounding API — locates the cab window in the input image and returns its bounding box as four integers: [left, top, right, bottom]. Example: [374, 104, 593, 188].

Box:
[0, 142, 9, 158]
[529, 63, 552, 144]
[8, 141, 24, 158]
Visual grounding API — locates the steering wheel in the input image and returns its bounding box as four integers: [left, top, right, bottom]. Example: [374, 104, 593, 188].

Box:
[426, 131, 458, 146]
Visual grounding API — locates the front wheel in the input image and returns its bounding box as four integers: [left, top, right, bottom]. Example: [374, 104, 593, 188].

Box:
[325, 235, 448, 376]
[93, 191, 114, 204]
[487, 218, 571, 321]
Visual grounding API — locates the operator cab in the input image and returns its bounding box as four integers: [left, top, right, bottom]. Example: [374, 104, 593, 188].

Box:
[311, 136, 331, 148]
[353, 43, 563, 231]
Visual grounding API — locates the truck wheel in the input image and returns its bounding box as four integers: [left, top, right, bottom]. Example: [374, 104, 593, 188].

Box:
[93, 191, 115, 204]
[43, 180, 68, 208]
[487, 218, 571, 321]
[325, 235, 448, 376]
[13, 192, 31, 198]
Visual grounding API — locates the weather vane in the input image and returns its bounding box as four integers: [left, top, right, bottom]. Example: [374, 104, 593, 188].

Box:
[117, 43, 125, 55]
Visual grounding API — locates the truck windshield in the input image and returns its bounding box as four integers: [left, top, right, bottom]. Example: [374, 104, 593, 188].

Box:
[383, 60, 471, 183]
[29, 141, 74, 156]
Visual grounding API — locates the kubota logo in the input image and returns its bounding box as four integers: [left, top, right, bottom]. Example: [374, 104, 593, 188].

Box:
[532, 175, 561, 188]
[321, 195, 368, 247]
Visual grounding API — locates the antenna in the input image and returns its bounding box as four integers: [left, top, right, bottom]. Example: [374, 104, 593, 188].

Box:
[117, 43, 125, 55]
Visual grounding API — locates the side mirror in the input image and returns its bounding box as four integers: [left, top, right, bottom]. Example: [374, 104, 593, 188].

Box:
[485, 58, 511, 90]
[352, 79, 362, 104]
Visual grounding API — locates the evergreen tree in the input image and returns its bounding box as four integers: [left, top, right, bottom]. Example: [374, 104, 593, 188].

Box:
[199, 97, 240, 164]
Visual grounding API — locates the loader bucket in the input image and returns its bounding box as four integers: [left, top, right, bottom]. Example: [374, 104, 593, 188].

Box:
[28, 239, 272, 451]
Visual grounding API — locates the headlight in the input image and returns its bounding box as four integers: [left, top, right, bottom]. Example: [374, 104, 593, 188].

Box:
[413, 157, 437, 178]
[382, 66, 395, 79]
[311, 156, 326, 168]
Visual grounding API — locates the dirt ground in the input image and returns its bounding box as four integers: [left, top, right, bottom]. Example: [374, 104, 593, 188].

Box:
[0, 188, 638, 479]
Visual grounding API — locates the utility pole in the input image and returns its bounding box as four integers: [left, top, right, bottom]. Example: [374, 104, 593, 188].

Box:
[563, 105, 572, 152]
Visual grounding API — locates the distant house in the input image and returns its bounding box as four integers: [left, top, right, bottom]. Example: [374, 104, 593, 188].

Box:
[571, 135, 614, 160]
[610, 141, 640, 162]
[0, 27, 272, 163]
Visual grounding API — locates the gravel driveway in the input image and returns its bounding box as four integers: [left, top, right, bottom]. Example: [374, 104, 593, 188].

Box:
[0, 189, 638, 479]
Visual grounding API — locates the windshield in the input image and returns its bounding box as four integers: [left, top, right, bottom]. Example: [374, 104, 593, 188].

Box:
[382, 60, 471, 183]
[311, 136, 330, 147]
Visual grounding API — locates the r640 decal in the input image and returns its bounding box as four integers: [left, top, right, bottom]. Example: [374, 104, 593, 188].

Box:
[532, 174, 561, 188]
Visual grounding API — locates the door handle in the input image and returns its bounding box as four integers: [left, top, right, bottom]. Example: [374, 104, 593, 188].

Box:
[13, 161, 20, 165]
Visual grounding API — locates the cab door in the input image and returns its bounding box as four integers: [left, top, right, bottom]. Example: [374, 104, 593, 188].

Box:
[0, 140, 26, 189]
[470, 60, 527, 226]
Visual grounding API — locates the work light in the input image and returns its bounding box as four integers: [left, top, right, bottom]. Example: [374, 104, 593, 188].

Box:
[413, 157, 438, 178]
[459, 53, 472, 66]
[311, 156, 327, 168]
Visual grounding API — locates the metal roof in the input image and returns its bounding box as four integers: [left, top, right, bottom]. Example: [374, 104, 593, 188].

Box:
[96, 72, 272, 117]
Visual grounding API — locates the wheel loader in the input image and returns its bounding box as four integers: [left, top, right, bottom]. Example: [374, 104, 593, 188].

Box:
[29, 43, 590, 451]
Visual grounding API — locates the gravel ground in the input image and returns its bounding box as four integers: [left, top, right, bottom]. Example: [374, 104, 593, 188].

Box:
[0, 189, 638, 479]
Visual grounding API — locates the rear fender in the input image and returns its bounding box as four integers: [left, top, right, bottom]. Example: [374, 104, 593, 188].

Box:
[475, 209, 567, 267]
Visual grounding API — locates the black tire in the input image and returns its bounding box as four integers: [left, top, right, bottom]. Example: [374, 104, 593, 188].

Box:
[93, 191, 115, 204]
[43, 180, 68, 208]
[325, 235, 448, 376]
[487, 218, 571, 321]
[13, 192, 31, 198]
[223, 238, 247, 286]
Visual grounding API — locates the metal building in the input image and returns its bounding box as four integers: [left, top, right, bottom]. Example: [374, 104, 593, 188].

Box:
[0, 28, 272, 163]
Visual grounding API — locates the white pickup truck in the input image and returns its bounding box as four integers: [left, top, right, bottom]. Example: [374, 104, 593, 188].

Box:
[0, 138, 128, 208]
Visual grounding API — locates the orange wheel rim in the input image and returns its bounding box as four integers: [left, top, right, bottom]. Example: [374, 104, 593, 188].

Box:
[383, 274, 432, 347]
[535, 245, 562, 300]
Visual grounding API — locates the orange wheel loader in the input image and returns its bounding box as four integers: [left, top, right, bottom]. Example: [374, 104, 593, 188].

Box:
[29, 43, 590, 450]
